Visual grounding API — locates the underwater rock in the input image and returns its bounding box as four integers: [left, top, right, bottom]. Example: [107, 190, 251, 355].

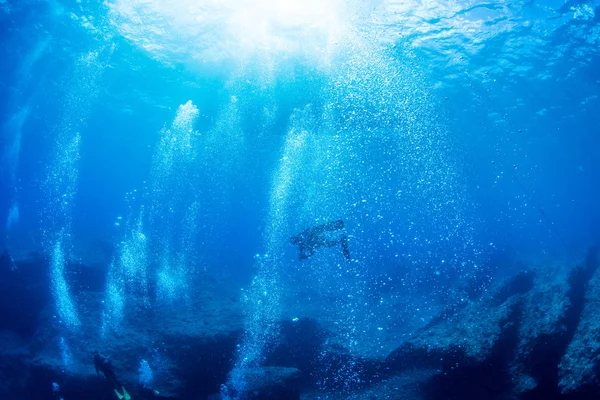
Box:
[558, 247, 600, 395]
[266, 317, 385, 390]
[0, 251, 245, 399]
[29, 290, 243, 399]
[0, 252, 383, 399]
[6, 248, 600, 399]
[385, 272, 527, 399]
[385, 248, 600, 399]
[507, 249, 600, 398]
[0, 332, 31, 399]
[386, 271, 527, 372]
[266, 318, 329, 374]
[226, 366, 302, 400]
[300, 368, 436, 400]
[0, 252, 51, 338]
[509, 267, 573, 397]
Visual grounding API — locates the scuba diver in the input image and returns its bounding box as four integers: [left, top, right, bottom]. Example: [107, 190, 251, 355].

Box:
[290, 220, 350, 261]
[94, 351, 131, 400]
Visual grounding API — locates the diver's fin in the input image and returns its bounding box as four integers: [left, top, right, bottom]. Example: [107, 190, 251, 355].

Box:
[114, 389, 124, 400]
[122, 387, 131, 400]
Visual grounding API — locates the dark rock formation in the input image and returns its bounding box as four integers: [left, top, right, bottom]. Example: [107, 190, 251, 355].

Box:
[558, 246, 600, 396]
[386, 271, 526, 399]
[300, 368, 437, 400]
[511, 251, 597, 399]
[384, 246, 600, 400]
[2, 247, 600, 400]
[0, 251, 51, 338]
[212, 367, 302, 400]
[0, 252, 383, 400]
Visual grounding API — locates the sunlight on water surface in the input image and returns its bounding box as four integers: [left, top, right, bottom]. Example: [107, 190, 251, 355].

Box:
[108, 0, 352, 70]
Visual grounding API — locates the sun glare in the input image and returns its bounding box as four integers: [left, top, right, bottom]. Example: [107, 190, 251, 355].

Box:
[108, 0, 351, 69]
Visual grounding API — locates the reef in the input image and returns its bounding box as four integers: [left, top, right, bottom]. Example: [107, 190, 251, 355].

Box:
[0, 247, 599, 400]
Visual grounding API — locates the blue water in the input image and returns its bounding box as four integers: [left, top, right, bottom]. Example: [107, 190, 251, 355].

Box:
[0, 0, 599, 399]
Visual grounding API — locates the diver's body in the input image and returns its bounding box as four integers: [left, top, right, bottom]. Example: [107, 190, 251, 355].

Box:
[290, 220, 350, 260]
[94, 352, 131, 400]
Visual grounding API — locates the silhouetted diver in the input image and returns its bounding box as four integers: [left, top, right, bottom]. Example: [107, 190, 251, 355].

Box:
[290, 220, 350, 260]
[93, 351, 131, 400]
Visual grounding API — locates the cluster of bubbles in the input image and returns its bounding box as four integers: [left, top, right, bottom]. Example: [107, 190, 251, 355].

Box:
[44, 129, 82, 345]
[3, 37, 51, 236]
[3, 106, 29, 233]
[119, 211, 150, 300]
[103, 100, 208, 334]
[50, 236, 80, 330]
[39, 46, 113, 367]
[101, 259, 126, 335]
[59, 336, 73, 372]
[45, 131, 83, 334]
[138, 359, 154, 389]
[152, 100, 198, 185]
[35, 1, 488, 393]
[224, 23, 482, 396]
[151, 101, 200, 304]
[5, 203, 19, 232]
[228, 107, 311, 396]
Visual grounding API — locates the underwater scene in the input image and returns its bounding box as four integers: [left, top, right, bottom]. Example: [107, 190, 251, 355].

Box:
[0, 0, 599, 399]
